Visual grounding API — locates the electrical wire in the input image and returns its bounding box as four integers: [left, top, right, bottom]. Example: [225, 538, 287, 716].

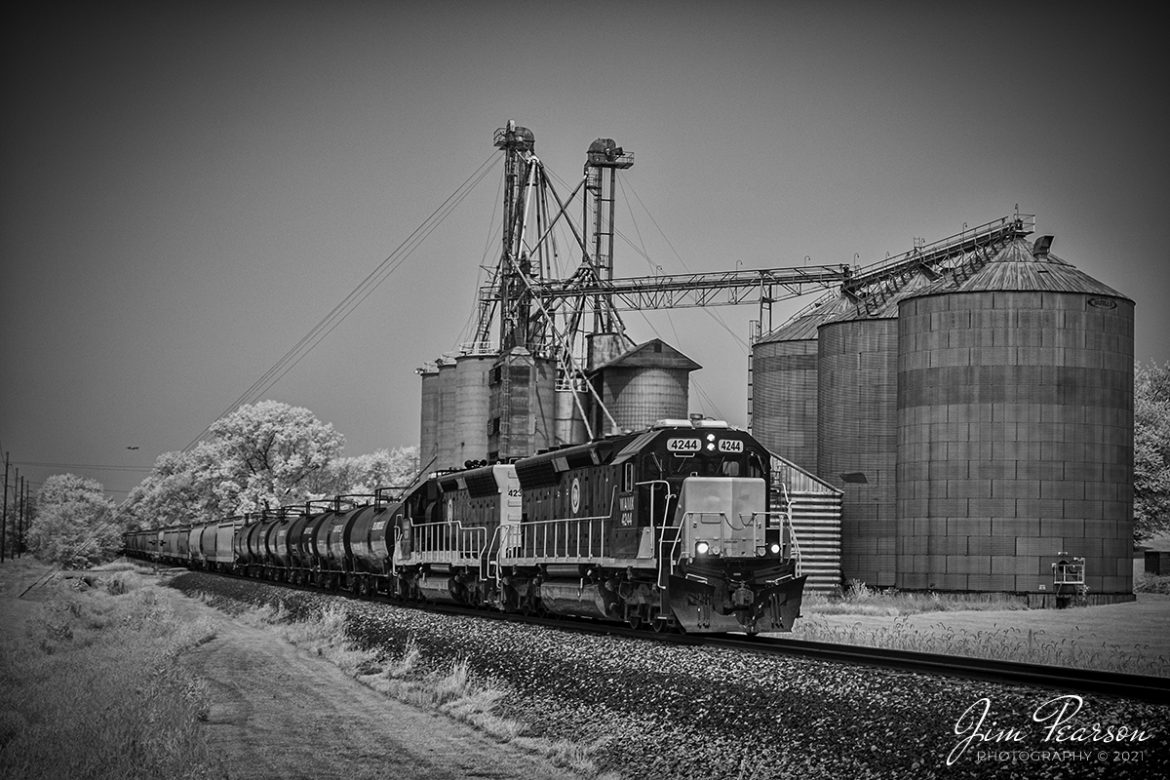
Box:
[183, 152, 501, 451]
[13, 461, 152, 472]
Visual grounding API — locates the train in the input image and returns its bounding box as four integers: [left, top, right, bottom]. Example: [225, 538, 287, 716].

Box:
[123, 419, 807, 634]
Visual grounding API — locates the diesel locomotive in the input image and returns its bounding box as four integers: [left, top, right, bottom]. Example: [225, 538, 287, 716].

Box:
[124, 420, 807, 634]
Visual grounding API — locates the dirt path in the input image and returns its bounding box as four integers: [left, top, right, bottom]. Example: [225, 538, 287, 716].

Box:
[172, 595, 584, 780]
[0, 560, 585, 780]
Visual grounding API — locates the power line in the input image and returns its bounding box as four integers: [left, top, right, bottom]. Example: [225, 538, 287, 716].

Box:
[183, 152, 501, 452]
[13, 461, 152, 472]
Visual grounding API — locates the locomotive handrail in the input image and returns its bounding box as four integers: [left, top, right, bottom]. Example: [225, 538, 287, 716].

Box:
[514, 513, 611, 561]
[744, 509, 802, 568]
[504, 487, 625, 563]
[391, 521, 402, 575]
[638, 479, 678, 588]
[402, 518, 489, 565]
[779, 482, 803, 575]
[483, 523, 505, 584]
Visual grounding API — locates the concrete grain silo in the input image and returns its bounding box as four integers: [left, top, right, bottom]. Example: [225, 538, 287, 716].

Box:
[435, 357, 457, 470]
[454, 352, 493, 466]
[418, 363, 440, 469]
[896, 237, 1134, 602]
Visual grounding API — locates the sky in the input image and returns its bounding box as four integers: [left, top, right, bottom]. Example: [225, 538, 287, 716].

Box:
[2, 1, 1167, 501]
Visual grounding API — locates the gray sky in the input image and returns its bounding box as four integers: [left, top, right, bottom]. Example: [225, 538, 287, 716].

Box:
[3, 1, 1167, 500]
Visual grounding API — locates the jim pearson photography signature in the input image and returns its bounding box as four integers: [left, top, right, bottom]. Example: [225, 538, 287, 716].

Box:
[947, 695, 1154, 766]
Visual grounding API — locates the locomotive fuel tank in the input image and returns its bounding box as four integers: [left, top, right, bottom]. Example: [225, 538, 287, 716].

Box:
[537, 580, 619, 620]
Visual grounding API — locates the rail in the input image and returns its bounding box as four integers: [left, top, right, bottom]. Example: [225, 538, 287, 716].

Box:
[400, 519, 489, 566]
[642, 479, 678, 588]
[780, 482, 802, 576]
[511, 514, 611, 561]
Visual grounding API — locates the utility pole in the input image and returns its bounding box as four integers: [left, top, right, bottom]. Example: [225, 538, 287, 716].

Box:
[19, 479, 27, 558]
[17, 475, 25, 558]
[1, 452, 8, 563]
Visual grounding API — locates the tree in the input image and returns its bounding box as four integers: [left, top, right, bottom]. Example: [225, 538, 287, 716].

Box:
[310, 446, 421, 496]
[1135, 360, 1170, 542]
[209, 400, 344, 514]
[28, 474, 120, 566]
[120, 446, 221, 530]
[120, 400, 346, 528]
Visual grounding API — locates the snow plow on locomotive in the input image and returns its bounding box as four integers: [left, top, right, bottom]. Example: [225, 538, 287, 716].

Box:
[124, 420, 806, 635]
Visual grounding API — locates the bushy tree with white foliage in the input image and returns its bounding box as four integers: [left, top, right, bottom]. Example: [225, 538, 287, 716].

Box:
[208, 400, 344, 514]
[309, 446, 420, 497]
[29, 474, 121, 566]
[121, 400, 345, 527]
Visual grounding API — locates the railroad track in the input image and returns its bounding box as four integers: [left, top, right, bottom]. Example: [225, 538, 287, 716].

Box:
[168, 566, 1170, 705]
[501, 614, 1170, 705]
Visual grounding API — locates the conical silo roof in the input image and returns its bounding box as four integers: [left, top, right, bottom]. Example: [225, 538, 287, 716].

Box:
[756, 293, 853, 344]
[905, 236, 1130, 300]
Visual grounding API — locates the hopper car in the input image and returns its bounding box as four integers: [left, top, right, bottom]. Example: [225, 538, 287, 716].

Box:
[124, 420, 807, 634]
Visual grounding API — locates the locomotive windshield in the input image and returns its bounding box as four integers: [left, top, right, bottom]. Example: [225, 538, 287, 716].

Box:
[640, 433, 768, 484]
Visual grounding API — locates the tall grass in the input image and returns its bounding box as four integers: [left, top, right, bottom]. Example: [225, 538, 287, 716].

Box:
[0, 562, 219, 779]
[803, 579, 1029, 617]
[247, 602, 619, 778]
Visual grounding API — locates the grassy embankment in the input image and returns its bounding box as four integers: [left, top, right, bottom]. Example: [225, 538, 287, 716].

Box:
[0, 560, 219, 780]
[232, 597, 618, 779]
[2, 559, 615, 779]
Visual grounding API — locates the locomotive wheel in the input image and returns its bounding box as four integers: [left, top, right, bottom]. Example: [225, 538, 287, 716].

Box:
[624, 603, 644, 630]
[648, 607, 672, 633]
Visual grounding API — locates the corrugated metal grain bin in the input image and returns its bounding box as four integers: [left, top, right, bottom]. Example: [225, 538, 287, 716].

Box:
[818, 316, 899, 587]
[771, 453, 844, 593]
[818, 274, 931, 588]
[750, 295, 850, 473]
[589, 338, 698, 435]
[895, 237, 1134, 602]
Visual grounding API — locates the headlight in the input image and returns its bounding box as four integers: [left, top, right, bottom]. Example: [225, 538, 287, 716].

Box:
[695, 541, 710, 555]
[769, 542, 782, 555]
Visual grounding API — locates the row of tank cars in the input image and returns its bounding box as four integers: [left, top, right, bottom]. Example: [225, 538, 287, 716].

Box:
[123, 420, 807, 634]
